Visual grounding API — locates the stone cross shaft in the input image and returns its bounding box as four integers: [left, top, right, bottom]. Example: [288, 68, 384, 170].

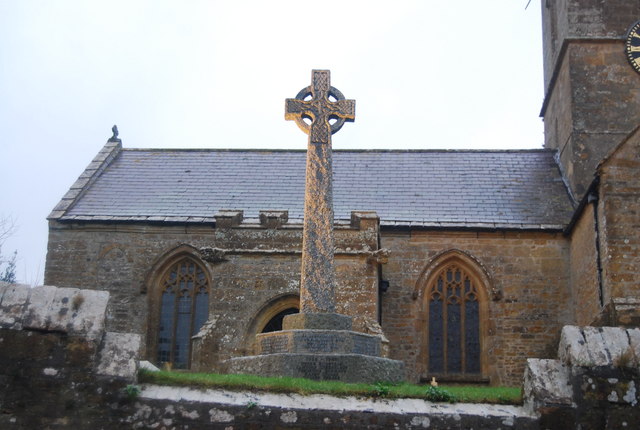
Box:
[285, 70, 355, 314]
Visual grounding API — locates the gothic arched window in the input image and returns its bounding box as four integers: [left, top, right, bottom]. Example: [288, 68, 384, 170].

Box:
[156, 258, 209, 369]
[426, 262, 482, 377]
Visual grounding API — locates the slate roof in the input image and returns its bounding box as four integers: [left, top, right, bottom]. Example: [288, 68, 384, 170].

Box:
[50, 143, 575, 230]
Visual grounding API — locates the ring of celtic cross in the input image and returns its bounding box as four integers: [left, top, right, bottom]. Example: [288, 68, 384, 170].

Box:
[290, 85, 350, 136]
[285, 70, 355, 145]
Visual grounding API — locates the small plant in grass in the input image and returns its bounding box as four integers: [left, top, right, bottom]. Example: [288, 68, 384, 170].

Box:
[373, 381, 391, 397]
[424, 385, 457, 403]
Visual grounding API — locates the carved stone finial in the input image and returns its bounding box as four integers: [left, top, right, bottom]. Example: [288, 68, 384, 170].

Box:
[109, 124, 120, 142]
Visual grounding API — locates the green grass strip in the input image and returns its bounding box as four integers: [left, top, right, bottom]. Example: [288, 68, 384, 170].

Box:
[138, 370, 522, 404]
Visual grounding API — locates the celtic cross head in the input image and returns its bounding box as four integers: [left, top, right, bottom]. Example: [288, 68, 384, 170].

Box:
[285, 70, 356, 145]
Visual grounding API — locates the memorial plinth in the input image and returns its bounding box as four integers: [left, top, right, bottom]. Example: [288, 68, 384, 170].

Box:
[226, 70, 404, 383]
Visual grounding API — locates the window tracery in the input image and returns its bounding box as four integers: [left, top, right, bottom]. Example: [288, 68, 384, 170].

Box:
[427, 263, 481, 376]
[157, 258, 209, 369]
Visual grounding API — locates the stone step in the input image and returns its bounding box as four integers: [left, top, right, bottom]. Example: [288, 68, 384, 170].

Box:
[256, 329, 381, 356]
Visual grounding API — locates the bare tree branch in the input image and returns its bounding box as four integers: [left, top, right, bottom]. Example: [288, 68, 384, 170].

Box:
[0, 215, 17, 247]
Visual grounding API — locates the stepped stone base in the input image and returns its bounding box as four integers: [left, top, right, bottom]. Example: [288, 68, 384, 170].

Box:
[257, 329, 381, 355]
[227, 312, 404, 383]
[226, 353, 404, 383]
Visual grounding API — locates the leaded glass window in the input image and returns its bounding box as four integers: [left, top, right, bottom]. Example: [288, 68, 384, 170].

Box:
[157, 258, 209, 369]
[427, 263, 480, 376]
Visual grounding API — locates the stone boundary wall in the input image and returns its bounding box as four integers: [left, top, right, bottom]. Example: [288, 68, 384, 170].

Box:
[0, 282, 140, 429]
[525, 325, 640, 429]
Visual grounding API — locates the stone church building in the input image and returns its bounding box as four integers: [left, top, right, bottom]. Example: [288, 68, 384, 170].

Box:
[44, 1, 640, 386]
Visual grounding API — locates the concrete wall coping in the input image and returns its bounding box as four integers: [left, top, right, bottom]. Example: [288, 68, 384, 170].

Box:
[558, 325, 640, 367]
[139, 384, 535, 419]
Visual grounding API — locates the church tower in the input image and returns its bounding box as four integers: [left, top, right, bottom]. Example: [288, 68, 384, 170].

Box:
[541, 0, 640, 200]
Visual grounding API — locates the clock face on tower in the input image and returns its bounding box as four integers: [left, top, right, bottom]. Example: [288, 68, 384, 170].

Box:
[626, 20, 640, 74]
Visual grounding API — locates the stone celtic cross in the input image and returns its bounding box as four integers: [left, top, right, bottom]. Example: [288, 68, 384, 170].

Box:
[285, 70, 355, 313]
[285, 69, 355, 145]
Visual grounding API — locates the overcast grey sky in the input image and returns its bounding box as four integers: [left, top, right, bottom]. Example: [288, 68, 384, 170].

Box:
[0, 0, 544, 284]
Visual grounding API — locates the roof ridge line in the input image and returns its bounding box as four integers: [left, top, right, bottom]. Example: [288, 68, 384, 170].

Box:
[119, 147, 552, 154]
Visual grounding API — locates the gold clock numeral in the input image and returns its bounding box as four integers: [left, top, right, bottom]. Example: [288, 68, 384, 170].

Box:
[629, 46, 640, 53]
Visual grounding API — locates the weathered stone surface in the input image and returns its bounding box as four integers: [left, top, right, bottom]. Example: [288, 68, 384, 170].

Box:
[627, 328, 640, 366]
[285, 69, 355, 146]
[600, 326, 633, 367]
[527, 325, 640, 429]
[282, 312, 352, 330]
[558, 325, 637, 368]
[523, 358, 573, 415]
[559, 325, 591, 366]
[0, 283, 137, 429]
[0, 281, 9, 302]
[581, 326, 615, 367]
[226, 353, 404, 383]
[96, 331, 141, 380]
[597, 128, 640, 327]
[47, 287, 109, 340]
[541, 0, 640, 200]
[0, 284, 108, 339]
[214, 209, 243, 228]
[0, 283, 30, 329]
[612, 298, 640, 327]
[256, 329, 381, 356]
[259, 210, 288, 228]
[568, 204, 601, 326]
[21, 285, 57, 330]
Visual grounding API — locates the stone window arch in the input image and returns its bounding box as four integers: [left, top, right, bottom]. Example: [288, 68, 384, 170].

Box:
[415, 250, 493, 382]
[146, 246, 212, 370]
